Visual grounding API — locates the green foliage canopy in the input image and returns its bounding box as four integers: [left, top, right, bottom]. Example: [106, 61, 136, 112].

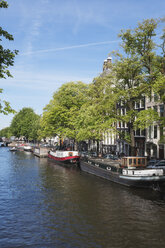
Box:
[0, 126, 12, 138]
[0, 0, 18, 115]
[39, 81, 89, 140]
[10, 108, 40, 141]
[102, 18, 163, 154]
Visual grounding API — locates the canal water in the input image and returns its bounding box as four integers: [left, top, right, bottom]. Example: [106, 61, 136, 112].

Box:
[1, 147, 165, 248]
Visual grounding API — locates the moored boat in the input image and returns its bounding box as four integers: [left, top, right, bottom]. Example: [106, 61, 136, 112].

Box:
[80, 156, 165, 190]
[48, 150, 80, 167]
[9, 146, 17, 151]
[24, 145, 32, 152]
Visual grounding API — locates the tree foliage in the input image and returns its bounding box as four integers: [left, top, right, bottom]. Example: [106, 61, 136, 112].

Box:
[10, 108, 40, 141]
[0, 0, 18, 115]
[0, 126, 12, 138]
[76, 75, 117, 142]
[104, 18, 164, 155]
[39, 82, 89, 140]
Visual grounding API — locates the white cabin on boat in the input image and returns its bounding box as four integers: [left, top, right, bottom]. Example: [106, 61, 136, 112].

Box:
[55, 151, 79, 158]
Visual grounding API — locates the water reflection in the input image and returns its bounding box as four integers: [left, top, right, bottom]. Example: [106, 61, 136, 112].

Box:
[0, 147, 165, 248]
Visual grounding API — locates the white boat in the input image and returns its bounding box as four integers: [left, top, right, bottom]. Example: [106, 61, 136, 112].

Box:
[24, 145, 32, 152]
[9, 147, 17, 151]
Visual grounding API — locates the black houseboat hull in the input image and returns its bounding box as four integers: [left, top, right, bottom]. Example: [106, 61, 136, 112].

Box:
[48, 153, 80, 168]
[80, 159, 165, 190]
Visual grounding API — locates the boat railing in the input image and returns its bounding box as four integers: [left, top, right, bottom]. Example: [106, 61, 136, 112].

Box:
[121, 156, 147, 168]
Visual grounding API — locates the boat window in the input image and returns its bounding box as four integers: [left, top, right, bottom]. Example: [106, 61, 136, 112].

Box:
[134, 159, 136, 165]
[129, 159, 132, 165]
[138, 159, 141, 165]
[142, 158, 145, 165]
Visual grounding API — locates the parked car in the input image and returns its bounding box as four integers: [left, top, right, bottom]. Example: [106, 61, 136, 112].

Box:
[80, 151, 89, 157]
[89, 152, 97, 157]
[104, 154, 114, 159]
[147, 160, 165, 169]
[147, 159, 159, 167]
[112, 155, 119, 160]
[104, 154, 119, 160]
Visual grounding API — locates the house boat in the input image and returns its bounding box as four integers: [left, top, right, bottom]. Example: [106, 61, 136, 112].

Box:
[48, 150, 80, 167]
[80, 156, 165, 190]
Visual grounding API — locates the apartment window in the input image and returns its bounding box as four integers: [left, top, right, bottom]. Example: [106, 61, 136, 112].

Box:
[154, 125, 157, 139]
[136, 129, 140, 136]
[153, 105, 158, 112]
[154, 93, 159, 101]
[121, 108, 125, 116]
[135, 101, 140, 109]
[160, 105, 164, 117]
[160, 126, 163, 137]
[141, 129, 146, 136]
[149, 94, 152, 102]
[149, 126, 152, 139]
[141, 98, 145, 108]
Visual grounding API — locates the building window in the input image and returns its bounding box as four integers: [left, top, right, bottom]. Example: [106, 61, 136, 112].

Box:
[160, 126, 163, 137]
[141, 98, 145, 108]
[160, 105, 164, 117]
[135, 101, 140, 109]
[154, 93, 159, 101]
[149, 126, 152, 139]
[154, 125, 157, 139]
[136, 129, 140, 136]
[141, 129, 146, 136]
[153, 105, 158, 112]
[121, 108, 125, 116]
[149, 94, 152, 102]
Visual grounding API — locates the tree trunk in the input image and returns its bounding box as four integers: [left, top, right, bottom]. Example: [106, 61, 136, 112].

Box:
[96, 140, 99, 156]
[130, 125, 136, 156]
[74, 139, 78, 151]
[127, 101, 136, 156]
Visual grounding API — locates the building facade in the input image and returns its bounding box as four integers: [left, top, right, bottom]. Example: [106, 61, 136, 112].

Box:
[100, 56, 165, 159]
[145, 95, 165, 159]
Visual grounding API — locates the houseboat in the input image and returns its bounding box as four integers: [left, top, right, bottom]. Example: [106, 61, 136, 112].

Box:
[48, 150, 80, 167]
[80, 156, 165, 190]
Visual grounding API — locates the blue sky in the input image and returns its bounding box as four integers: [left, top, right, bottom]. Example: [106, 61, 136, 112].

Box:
[0, 0, 165, 129]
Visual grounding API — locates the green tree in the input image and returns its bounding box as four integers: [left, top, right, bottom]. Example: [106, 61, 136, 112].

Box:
[10, 108, 40, 141]
[39, 81, 88, 146]
[0, 0, 18, 114]
[108, 18, 163, 155]
[76, 75, 116, 153]
[0, 126, 12, 138]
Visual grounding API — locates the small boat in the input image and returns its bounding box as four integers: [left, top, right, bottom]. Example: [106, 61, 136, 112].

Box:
[48, 150, 80, 167]
[24, 145, 32, 152]
[80, 156, 165, 190]
[9, 147, 17, 151]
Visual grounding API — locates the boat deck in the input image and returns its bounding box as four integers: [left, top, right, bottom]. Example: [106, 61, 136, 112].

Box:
[85, 157, 121, 168]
